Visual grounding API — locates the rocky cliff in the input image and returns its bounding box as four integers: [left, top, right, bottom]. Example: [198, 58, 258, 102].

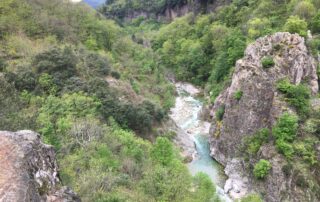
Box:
[0, 130, 80, 202]
[209, 32, 319, 201]
[105, 0, 231, 21]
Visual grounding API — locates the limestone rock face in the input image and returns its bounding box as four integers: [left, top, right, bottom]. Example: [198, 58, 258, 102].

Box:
[0, 130, 80, 202]
[209, 32, 319, 201]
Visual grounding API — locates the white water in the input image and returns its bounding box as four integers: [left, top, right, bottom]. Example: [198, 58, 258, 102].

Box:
[170, 83, 232, 202]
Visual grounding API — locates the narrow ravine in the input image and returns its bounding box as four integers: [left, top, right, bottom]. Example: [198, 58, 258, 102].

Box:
[170, 83, 232, 202]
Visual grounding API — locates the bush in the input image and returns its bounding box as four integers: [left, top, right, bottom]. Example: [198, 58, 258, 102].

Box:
[240, 193, 263, 202]
[253, 159, 272, 179]
[234, 90, 243, 100]
[296, 175, 308, 187]
[85, 53, 110, 76]
[276, 79, 311, 117]
[192, 172, 216, 202]
[243, 128, 270, 156]
[111, 71, 121, 79]
[282, 163, 293, 177]
[33, 47, 77, 78]
[261, 56, 275, 68]
[215, 105, 225, 121]
[284, 15, 308, 37]
[151, 137, 174, 166]
[273, 113, 298, 158]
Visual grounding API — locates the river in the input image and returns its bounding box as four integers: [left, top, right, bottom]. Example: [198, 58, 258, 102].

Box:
[170, 83, 232, 202]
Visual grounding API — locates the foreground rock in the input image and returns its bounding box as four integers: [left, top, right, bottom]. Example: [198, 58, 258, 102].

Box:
[209, 32, 319, 201]
[0, 130, 80, 202]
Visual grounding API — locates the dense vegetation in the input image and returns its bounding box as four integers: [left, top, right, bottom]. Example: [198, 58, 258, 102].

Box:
[2, 0, 320, 201]
[0, 0, 215, 201]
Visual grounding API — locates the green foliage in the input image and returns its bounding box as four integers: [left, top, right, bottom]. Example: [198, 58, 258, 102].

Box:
[234, 90, 243, 101]
[296, 175, 308, 187]
[276, 79, 311, 117]
[261, 56, 275, 68]
[33, 47, 77, 78]
[282, 163, 293, 177]
[215, 105, 225, 121]
[151, 137, 175, 166]
[248, 17, 272, 39]
[293, 139, 318, 165]
[38, 73, 57, 95]
[273, 113, 298, 158]
[311, 12, 320, 33]
[294, 1, 316, 20]
[111, 71, 121, 79]
[243, 128, 270, 156]
[284, 15, 308, 37]
[192, 172, 216, 202]
[37, 93, 101, 148]
[253, 159, 272, 179]
[240, 193, 263, 202]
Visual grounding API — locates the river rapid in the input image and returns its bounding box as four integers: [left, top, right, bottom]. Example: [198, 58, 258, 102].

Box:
[170, 82, 232, 202]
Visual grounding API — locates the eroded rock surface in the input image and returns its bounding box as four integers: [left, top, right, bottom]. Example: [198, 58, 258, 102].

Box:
[0, 130, 80, 202]
[209, 32, 319, 201]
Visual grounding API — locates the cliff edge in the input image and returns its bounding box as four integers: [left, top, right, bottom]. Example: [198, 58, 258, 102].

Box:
[0, 130, 80, 202]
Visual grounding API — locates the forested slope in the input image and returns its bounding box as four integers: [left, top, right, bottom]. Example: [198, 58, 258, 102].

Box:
[0, 0, 220, 201]
[104, 0, 320, 201]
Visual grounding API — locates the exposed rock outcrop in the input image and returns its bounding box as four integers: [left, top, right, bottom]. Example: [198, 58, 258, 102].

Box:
[117, 0, 232, 21]
[0, 130, 80, 202]
[209, 32, 319, 201]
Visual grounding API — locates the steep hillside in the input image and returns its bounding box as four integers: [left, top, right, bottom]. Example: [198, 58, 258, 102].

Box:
[0, 0, 220, 201]
[210, 32, 320, 201]
[2, 0, 320, 201]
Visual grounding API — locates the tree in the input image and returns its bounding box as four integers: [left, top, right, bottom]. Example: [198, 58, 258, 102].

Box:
[311, 12, 320, 33]
[248, 18, 272, 39]
[294, 1, 316, 20]
[151, 137, 175, 166]
[192, 173, 216, 202]
[33, 47, 77, 78]
[284, 16, 308, 37]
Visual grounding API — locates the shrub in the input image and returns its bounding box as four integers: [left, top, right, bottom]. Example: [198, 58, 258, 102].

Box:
[33, 47, 77, 78]
[192, 172, 216, 202]
[234, 90, 243, 101]
[273, 113, 298, 158]
[215, 105, 225, 121]
[273, 113, 298, 142]
[261, 56, 275, 68]
[85, 53, 110, 76]
[111, 71, 121, 79]
[243, 128, 270, 155]
[240, 193, 263, 202]
[253, 159, 272, 179]
[282, 163, 293, 177]
[276, 79, 311, 117]
[296, 175, 308, 187]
